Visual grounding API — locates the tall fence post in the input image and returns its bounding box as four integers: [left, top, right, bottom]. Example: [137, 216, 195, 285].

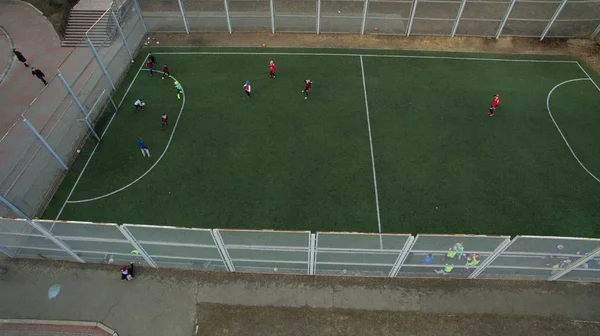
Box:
[540, 0, 568, 40]
[308, 233, 316, 275]
[270, 0, 275, 34]
[388, 236, 416, 277]
[316, 0, 322, 34]
[177, 0, 190, 34]
[360, 0, 369, 35]
[111, 9, 134, 61]
[468, 238, 513, 279]
[0, 195, 85, 262]
[495, 0, 516, 39]
[57, 70, 101, 142]
[87, 39, 116, 90]
[117, 225, 158, 268]
[592, 22, 600, 37]
[407, 0, 418, 37]
[223, 0, 232, 34]
[451, 0, 467, 37]
[548, 247, 600, 281]
[211, 229, 235, 272]
[22, 119, 68, 171]
[132, 0, 148, 34]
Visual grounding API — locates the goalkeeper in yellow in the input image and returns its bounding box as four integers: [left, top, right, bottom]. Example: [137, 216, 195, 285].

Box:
[174, 81, 183, 99]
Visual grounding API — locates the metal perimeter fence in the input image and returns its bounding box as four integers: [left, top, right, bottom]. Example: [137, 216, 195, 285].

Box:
[0, 217, 598, 282]
[0, 0, 147, 225]
[138, 0, 600, 39]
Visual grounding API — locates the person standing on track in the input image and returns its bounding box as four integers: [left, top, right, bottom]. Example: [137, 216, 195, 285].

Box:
[31, 68, 47, 85]
[488, 94, 500, 117]
[13, 48, 29, 67]
[269, 60, 276, 79]
[302, 79, 312, 99]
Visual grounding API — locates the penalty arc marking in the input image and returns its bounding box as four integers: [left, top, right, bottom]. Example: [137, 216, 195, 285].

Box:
[67, 70, 186, 204]
[546, 78, 600, 184]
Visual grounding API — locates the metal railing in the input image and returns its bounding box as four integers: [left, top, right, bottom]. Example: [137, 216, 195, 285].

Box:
[137, 0, 600, 40]
[0, 217, 598, 283]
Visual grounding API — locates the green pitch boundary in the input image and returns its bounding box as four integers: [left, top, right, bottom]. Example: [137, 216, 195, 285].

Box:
[52, 50, 600, 232]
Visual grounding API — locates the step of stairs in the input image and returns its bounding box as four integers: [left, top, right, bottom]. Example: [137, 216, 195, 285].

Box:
[61, 7, 115, 47]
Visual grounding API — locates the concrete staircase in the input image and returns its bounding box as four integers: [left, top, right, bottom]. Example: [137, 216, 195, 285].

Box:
[62, 9, 115, 47]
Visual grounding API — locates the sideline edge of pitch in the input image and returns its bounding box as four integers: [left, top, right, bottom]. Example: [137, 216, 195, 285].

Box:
[546, 78, 600, 184]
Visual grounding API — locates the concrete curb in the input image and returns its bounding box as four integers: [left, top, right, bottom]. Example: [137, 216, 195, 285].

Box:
[0, 319, 119, 335]
[0, 25, 14, 86]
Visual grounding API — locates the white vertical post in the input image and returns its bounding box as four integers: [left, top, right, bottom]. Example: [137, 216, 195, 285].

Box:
[548, 247, 600, 281]
[223, 0, 232, 34]
[388, 236, 416, 277]
[211, 229, 235, 272]
[308, 233, 316, 275]
[118, 225, 158, 268]
[451, 0, 467, 37]
[177, 0, 190, 34]
[22, 119, 68, 171]
[468, 238, 513, 279]
[57, 70, 101, 142]
[316, 0, 322, 34]
[87, 39, 116, 90]
[540, 0, 568, 40]
[111, 10, 134, 61]
[133, 0, 148, 33]
[0, 196, 84, 262]
[270, 0, 275, 34]
[407, 0, 418, 37]
[592, 22, 600, 37]
[361, 0, 369, 35]
[495, 0, 516, 39]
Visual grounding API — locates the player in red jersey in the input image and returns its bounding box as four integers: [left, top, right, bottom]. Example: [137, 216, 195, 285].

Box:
[146, 59, 154, 76]
[303, 79, 312, 99]
[488, 94, 500, 116]
[162, 64, 170, 79]
[161, 113, 168, 130]
[269, 60, 276, 79]
[243, 80, 251, 98]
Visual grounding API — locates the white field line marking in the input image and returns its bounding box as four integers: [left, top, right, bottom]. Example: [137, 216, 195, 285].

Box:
[67, 70, 186, 203]
[576, 62, 600, 93]
[53, 56, 149, 222]
[546, 78, 600, 184]
[151, 51, 577, 64]
[359, 56, 383, 237]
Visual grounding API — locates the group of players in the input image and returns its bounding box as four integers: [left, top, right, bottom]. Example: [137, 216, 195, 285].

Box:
[243, 61, 313, 100]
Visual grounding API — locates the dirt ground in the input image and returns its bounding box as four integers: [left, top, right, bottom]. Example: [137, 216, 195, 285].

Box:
[196, 303, 600, 336]
[147, 32, 600, 74]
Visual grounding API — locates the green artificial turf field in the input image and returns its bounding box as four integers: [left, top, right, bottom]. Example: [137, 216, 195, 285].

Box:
[43, 48, 600, 237]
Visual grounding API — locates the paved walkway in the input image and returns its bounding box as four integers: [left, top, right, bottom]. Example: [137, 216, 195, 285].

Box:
[0, 259, 598, 336]
[0, 0, 72, 136]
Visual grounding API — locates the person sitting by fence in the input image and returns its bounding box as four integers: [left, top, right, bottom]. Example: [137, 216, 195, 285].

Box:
[550, 259, 571, 275]
[465, 253, 481, 273]
[434, 263, 454, 275]
[422, 253, 435, 265]
[120, 262, 135, 281]
[443, 243, 464, 262]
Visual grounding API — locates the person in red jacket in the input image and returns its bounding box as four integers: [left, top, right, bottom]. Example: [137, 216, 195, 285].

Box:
[302, 79, 312, 99]
[162, 64, 170, 79]
[161, 113, 168, 130]
[146, 59, 154, 76]
[488, 94, 500, 117]
[269, 60, 276, 79]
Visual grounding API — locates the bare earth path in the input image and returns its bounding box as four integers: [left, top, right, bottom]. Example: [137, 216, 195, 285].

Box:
[0, 260, 598, 335]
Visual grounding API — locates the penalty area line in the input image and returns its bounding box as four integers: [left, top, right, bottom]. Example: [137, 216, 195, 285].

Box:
[52, 55, 149, 225]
